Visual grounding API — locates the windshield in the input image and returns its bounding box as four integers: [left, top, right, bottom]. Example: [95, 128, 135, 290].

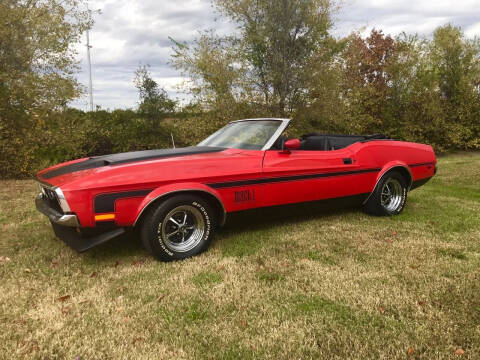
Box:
[198, 120, 282, 150]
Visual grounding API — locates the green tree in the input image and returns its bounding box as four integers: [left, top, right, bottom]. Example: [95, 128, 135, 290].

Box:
[134, 65, 176, 122]
[0, 0, 91, 178]
[290, 36, 346, 136]
[339, 26, 480, 150]
[428, 25, 480, 149]
[171, 33, 253, 124]
[172, 0, 337, 118]
[341, 29, 398, 134]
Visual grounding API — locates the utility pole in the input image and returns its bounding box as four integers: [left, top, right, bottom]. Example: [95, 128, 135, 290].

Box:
[86, 8, 94, 112]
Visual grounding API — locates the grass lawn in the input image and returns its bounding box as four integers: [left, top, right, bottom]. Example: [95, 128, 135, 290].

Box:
[1, 152, 479, 359]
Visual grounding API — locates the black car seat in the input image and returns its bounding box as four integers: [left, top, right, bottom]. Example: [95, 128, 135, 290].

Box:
[300, 136, 331, 150]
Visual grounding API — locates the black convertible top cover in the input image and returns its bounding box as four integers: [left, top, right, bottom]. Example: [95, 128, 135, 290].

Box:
[300, 133, 388, 150]
[41, 146, 225, 179]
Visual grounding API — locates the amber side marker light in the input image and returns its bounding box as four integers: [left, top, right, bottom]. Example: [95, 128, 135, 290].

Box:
[95, 213, 115, 221]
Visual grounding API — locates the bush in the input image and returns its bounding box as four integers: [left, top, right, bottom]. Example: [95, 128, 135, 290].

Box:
[0, 109, 181, 179]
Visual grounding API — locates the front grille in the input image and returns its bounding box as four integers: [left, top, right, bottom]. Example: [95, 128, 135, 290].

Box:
[40, 186, 64, 214]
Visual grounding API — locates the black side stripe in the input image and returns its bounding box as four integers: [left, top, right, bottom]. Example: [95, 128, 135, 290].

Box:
[207, 168, 381, 189]
[94, 189, 153, 213]
[408, 162, 435, 168]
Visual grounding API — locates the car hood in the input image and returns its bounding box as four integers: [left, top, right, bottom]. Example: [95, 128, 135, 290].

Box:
[37, 146, 227, 188]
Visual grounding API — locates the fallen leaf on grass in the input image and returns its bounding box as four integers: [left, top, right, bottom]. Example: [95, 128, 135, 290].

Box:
[117, 307, 123, 312]
[61, 307, 71, 315]
[0, 256, 11, 262]
[407, 347, 414, 356]
[391, 231, 397, 236]
[90, 272, 97, 278]
[241, 320, 246, 327]
[132, 337, 143, 345]
[132, 259, 145, 267]
[455, 348, 464, 355]
[157, 295, 165, 302]
[24, 268, 31, 273]
[56, 295, 71, 302]
[418, 301, 425, 306]
[385, 238, 392, 243]
[378, 307, 385, 314]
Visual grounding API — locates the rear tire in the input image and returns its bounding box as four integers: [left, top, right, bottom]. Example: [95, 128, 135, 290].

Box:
[140, 195, 215, 261]
[364, 170, 408, 216]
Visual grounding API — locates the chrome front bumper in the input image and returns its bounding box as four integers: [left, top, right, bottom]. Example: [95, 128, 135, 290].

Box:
[35, 194, 80, 227]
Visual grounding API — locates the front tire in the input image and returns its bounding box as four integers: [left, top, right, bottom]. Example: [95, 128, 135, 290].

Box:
[140, 195, 215, 261]
[364, 171, 408, 216]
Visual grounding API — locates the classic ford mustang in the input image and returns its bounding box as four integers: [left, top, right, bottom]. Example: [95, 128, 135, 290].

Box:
[36, 118, 436, 261]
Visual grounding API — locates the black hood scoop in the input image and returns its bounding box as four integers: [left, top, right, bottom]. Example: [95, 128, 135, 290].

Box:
[41, 146, 225, 179]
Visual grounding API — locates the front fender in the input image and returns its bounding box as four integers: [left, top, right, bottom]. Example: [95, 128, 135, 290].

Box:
[132, 182, 226, 226]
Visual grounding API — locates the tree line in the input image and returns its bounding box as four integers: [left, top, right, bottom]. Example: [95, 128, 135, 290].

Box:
[1, 0, 479, 179]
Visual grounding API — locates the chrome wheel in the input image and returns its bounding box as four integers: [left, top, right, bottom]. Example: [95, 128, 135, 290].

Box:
[380, 178, 404, 212]
[159, 205, 205, 253]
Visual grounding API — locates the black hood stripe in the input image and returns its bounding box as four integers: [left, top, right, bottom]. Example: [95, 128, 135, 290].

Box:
[41, 146, 225, 179]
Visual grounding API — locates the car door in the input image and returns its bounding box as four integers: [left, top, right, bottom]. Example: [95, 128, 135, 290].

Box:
[203, 149, 266, 212]
[261, 147, 361, 207]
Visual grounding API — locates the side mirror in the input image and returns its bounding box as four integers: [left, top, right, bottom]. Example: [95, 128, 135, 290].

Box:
[284, 139, 300, 151]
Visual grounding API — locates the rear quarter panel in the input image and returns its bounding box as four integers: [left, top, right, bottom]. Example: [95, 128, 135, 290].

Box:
[351, 140, 436, 191]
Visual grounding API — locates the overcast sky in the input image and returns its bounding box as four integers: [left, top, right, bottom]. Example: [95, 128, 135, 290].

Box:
[70, 0, 480, 111]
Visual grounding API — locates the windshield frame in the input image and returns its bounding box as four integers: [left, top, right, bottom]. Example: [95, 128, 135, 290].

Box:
[198, 118, 291, 151]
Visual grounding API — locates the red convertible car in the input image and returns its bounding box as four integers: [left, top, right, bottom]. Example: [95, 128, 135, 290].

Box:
[36, 118, 436, 261]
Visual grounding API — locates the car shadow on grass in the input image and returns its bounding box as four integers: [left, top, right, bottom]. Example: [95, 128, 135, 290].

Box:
[79, 197, 365, 263]
[215, 197, 366, 258]
[80, 231, 147, 263]
[221, 196, 364, 233]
